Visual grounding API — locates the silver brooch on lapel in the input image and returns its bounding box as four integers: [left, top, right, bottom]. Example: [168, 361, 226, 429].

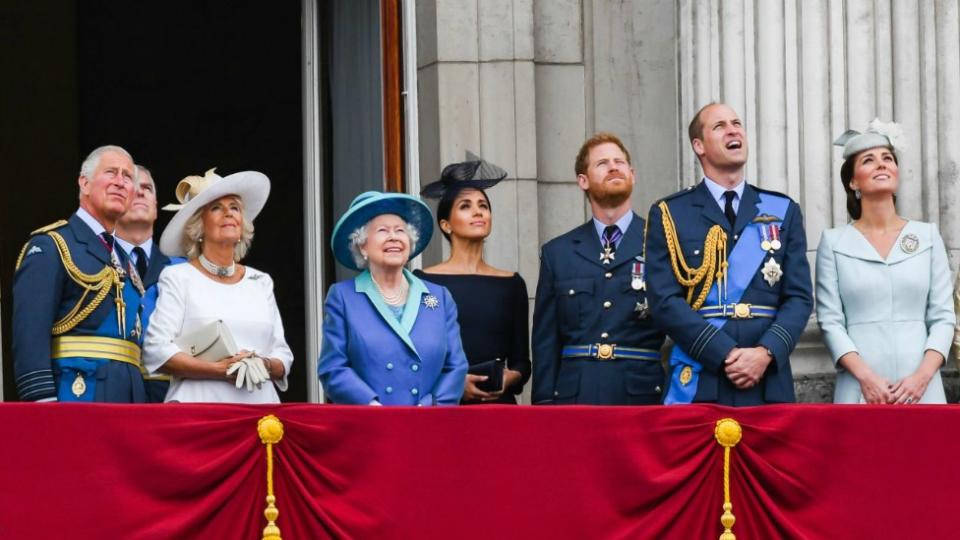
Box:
[900, 233, 919, 254]
[761, 257, 783, 287]
[423, 294, 439, 310]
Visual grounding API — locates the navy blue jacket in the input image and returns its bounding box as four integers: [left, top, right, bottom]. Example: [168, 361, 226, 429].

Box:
[136, 245, 173, 403]
[532, 213, 666, 405]
[645, 182, 813, 405]
[13, 213, 146, 402]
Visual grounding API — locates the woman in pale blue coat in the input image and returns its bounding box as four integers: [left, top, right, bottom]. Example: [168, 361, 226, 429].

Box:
[318, 191, 468, 405]
[817, 121, 956, 404]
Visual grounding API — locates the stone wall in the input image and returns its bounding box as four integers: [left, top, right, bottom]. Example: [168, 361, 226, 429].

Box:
[415, 0, 960, 402]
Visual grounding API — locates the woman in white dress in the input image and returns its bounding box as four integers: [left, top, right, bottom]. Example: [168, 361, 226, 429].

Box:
[143, 168, 293, 403]
[816, 121, 955, 404]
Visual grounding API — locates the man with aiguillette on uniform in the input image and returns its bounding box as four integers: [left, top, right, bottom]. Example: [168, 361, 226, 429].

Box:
[645, 103, 813, 405]
[532, 133, 665, 405]
[13, 145, 148, 402]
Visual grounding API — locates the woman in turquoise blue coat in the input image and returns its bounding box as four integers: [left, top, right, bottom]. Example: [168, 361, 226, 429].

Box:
[318, 191, 468, 405]
[817, 121, 956, 404]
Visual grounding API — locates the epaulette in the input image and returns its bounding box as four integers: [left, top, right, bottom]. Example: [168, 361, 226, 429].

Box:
[30, 219, 68, 235]
[16, 220, 68, 270]
[657, 185, 697, 204]
[751, 185, 792, 200]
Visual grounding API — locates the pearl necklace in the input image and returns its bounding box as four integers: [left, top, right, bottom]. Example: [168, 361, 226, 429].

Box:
[372, 275, 408, 306]
[199, 253, 236, 278]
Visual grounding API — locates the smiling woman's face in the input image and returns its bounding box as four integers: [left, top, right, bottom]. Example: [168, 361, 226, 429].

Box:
[362, 213, 411, 271]
[850, 146, 899, 196]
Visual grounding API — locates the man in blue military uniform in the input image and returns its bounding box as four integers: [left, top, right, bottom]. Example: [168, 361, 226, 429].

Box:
[13, 145, 147, 402]
[532, 133, 665, 405]
[645, 103, 813, 406]
[116, 165, 172, 402]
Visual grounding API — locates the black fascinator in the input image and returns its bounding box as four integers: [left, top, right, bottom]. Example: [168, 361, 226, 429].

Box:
[420, 151, 508, 199]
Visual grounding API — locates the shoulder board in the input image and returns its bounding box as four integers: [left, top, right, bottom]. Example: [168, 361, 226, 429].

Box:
[31, 219, 68, 235]
[751, 186, 792, 200]
[657, 185, 697, 204]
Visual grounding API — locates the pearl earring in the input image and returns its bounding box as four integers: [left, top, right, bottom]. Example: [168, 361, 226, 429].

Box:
[854, 189, 861, 200]
[362, 252, 368, 261]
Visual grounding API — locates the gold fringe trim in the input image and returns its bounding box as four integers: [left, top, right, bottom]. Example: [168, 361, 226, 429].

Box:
[714, 418, 743, 540]
[258, 415, 284, 540]
[658, 201, 728, 310]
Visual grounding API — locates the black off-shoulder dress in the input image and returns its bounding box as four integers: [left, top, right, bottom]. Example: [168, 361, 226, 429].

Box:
[414, 270, 531, 404]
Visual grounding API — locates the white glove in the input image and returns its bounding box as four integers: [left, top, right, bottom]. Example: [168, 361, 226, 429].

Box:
[226, 356, 270, 392]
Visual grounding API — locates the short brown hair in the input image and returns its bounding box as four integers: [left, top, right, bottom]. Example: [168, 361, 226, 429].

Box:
[687, 102, 718, 144]
[575, 132, 631, 176]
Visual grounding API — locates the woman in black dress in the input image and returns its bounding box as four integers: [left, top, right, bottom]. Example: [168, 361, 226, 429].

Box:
[416, 156, 531, 404]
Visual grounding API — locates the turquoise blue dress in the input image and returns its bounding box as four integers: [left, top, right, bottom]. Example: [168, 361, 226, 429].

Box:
[815, 221, 956, 403]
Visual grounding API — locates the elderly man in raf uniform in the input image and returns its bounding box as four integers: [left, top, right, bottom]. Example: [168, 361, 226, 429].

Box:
[645, 103, 813, 406]
[13, 145, 147, 402]
[532, 133, 666, 405]
[115, 164, 172, 402]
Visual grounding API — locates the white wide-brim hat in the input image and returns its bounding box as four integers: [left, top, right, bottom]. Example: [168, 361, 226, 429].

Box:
[159, 168, 270, 257]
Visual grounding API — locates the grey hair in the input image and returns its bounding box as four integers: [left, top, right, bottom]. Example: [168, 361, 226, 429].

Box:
[181, 197, 256, 261]
[78, 145, 135, 199]
[347, 219, 420, 269]
[135, 165, 156, 192]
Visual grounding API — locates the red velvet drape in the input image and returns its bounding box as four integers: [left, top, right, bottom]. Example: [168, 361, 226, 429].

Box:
[1, 404, 956, 539]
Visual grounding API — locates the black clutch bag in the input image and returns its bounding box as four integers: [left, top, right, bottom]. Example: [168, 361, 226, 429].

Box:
[469, 358, 505, 393]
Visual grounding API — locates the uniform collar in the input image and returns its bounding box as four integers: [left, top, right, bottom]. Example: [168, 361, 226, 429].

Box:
[355, 268, 429, 357]
[75, 207, 110, 237]
[592, 210, 634, 243]
[702, 176, 747, 210]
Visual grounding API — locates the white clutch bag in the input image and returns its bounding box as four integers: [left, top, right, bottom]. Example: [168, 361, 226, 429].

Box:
[175, 320, 238, 362]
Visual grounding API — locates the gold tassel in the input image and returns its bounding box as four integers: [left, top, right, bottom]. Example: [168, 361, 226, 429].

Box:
[714, 418, 742, 540]
[258, 415, 285, 540]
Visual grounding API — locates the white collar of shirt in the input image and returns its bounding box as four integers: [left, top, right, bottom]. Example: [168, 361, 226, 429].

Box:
[76, 207, 109, 237]
[702, 176, 747, 213]
[114, 236, 153, 261]
[592, 211, 634, 245]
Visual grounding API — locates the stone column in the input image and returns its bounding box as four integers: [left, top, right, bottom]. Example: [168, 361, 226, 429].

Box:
[677, 0, 960, 398]
[416, 0, 540, 284]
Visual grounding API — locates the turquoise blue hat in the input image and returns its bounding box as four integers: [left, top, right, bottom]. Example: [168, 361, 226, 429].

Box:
[331, 191, 434, 270]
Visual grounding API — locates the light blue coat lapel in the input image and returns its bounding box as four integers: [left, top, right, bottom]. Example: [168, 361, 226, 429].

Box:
[832, 222, 929, 264]
[354, 269, 428, 358]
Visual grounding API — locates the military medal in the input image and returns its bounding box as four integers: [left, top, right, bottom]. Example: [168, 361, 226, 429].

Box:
[71, 373, 86, 397]
[900, 233, 919, 254]
[760, 224, 772, 252]
[770, 224, 782, 251]
[631, 261, 645, 291]
[634, 300, 650, 319]
[131, 313, 143, 340]
[679, 366, 693, 386]
[761, 257, 783, 286]
[600, 246, 615, 265]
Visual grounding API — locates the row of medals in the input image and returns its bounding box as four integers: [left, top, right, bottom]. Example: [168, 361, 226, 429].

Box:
[759, 223, 784, 287]
[599, 243, 650, 319]
[606, 222, 785, 327]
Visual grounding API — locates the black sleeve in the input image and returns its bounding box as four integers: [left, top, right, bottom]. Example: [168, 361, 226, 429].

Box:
[507, 273, 531, 394]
